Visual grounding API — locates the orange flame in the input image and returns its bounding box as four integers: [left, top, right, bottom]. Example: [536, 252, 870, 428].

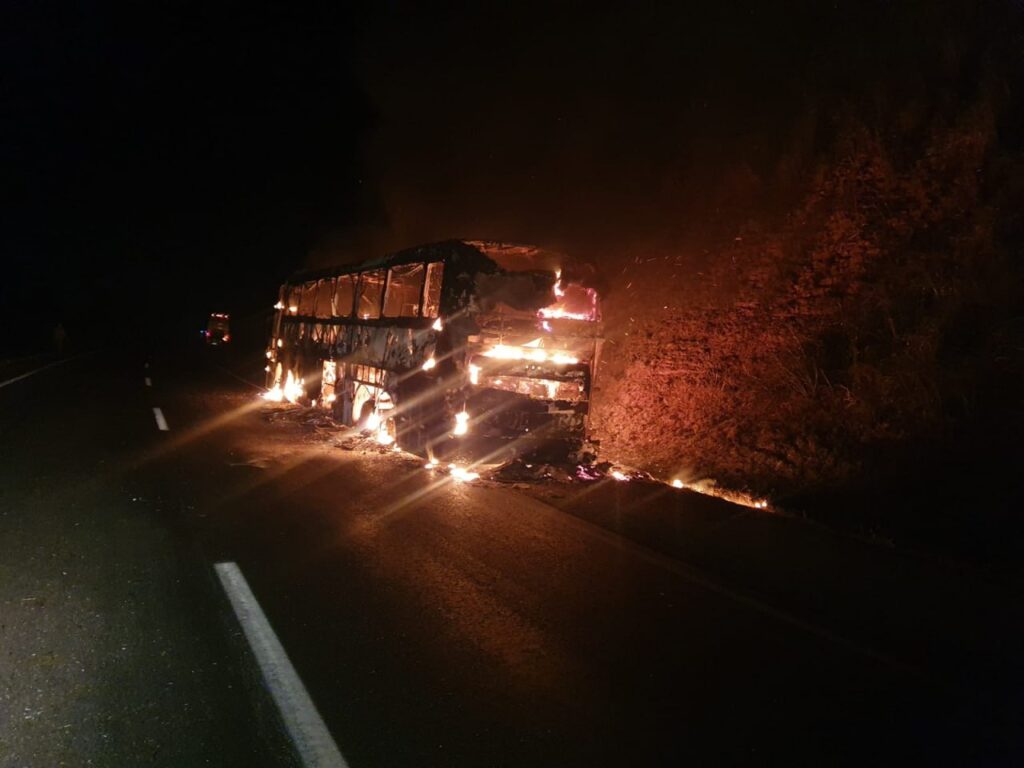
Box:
[262, 370, 303, 403]
[480, 344, 579, 365]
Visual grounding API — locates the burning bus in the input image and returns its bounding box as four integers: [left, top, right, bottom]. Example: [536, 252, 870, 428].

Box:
[264, 240, 602, 460]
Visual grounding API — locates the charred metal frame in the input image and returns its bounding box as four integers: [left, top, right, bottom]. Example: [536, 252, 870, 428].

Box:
[265, 240, 602, 454]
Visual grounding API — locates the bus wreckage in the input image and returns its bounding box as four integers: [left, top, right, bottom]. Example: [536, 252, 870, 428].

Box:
[264, 240, 603, 462]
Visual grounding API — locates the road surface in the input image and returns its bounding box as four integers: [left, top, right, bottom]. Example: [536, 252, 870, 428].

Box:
[2, 347, 1022, 766]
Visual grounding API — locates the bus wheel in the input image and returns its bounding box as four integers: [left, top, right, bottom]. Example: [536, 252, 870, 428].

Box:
[396, 408, 425, 455]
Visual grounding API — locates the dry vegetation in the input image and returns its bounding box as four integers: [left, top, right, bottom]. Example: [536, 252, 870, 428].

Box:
[593, 98, 1024, 531]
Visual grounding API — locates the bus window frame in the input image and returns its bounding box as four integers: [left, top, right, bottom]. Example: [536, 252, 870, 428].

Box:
[314, 278, 335, 319]
[333, 274, 355, 318]
[422, 261, 444, 318]
[299, 281, 317, 316]
[383, 262, 426, 318]
[355, 269, 385, 320]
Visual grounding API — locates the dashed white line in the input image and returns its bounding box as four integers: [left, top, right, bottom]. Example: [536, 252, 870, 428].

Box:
[144, 377, 152, 387]
[215, 562, 348, 768]
[152, 407, 169, 431]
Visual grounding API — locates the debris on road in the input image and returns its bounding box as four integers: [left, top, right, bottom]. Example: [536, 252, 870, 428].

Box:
[261, 397, 771, 507]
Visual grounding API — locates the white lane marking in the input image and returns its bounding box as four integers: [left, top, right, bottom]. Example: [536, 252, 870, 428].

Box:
[0, 354, 82, 390]
[215, 562, 349, 768]
[0, 368, 49, 389]
[152, 407, 169, 431]
[144, 377, 152, 387]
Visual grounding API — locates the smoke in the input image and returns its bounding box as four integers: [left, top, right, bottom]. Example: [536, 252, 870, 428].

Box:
[316, 0, 1016, 279]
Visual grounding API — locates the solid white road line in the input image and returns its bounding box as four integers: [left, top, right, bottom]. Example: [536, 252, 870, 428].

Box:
[152, 407, 169, 431]
[215, 562, 348, 768]
[0, 368, 49, 389]
[0, 355, 80, 390]
[144, 377, 152, 387]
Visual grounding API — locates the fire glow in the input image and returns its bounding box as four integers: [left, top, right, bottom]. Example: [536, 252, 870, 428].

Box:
[262, 370, 304, 404]
[538, 307, 595, 321]
[453, 410, 470, 436]
[480, 342, 579, 365]
[668, 477, 770, 510]
[423, 460, 479, 482]
[448, 463, 480, 482]
[359, 408, 393, 444]
[537, 272, 599, 322]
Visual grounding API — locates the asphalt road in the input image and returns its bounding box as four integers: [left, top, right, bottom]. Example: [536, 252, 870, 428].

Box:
[2, 347, 1023, 766]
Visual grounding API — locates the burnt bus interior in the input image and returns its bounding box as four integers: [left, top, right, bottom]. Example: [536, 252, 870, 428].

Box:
[265, 240, 602, 462]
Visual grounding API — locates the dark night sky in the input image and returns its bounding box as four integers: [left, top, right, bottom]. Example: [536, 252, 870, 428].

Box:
[2, 1, 1020, 353]
[3, 2, 370, 351]
[352, 0, 1015, 255]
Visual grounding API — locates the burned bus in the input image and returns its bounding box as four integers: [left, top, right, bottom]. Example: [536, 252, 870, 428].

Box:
[264, 240, 602, 460]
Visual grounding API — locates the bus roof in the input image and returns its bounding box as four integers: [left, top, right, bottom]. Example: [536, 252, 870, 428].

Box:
[285, 239, 566, 286]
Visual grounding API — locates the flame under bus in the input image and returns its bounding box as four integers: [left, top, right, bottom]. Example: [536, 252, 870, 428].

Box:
[264, 240, 602, 461]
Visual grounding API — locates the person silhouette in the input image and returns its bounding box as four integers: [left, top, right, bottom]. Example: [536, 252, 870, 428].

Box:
[53, 323, 66, 356]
